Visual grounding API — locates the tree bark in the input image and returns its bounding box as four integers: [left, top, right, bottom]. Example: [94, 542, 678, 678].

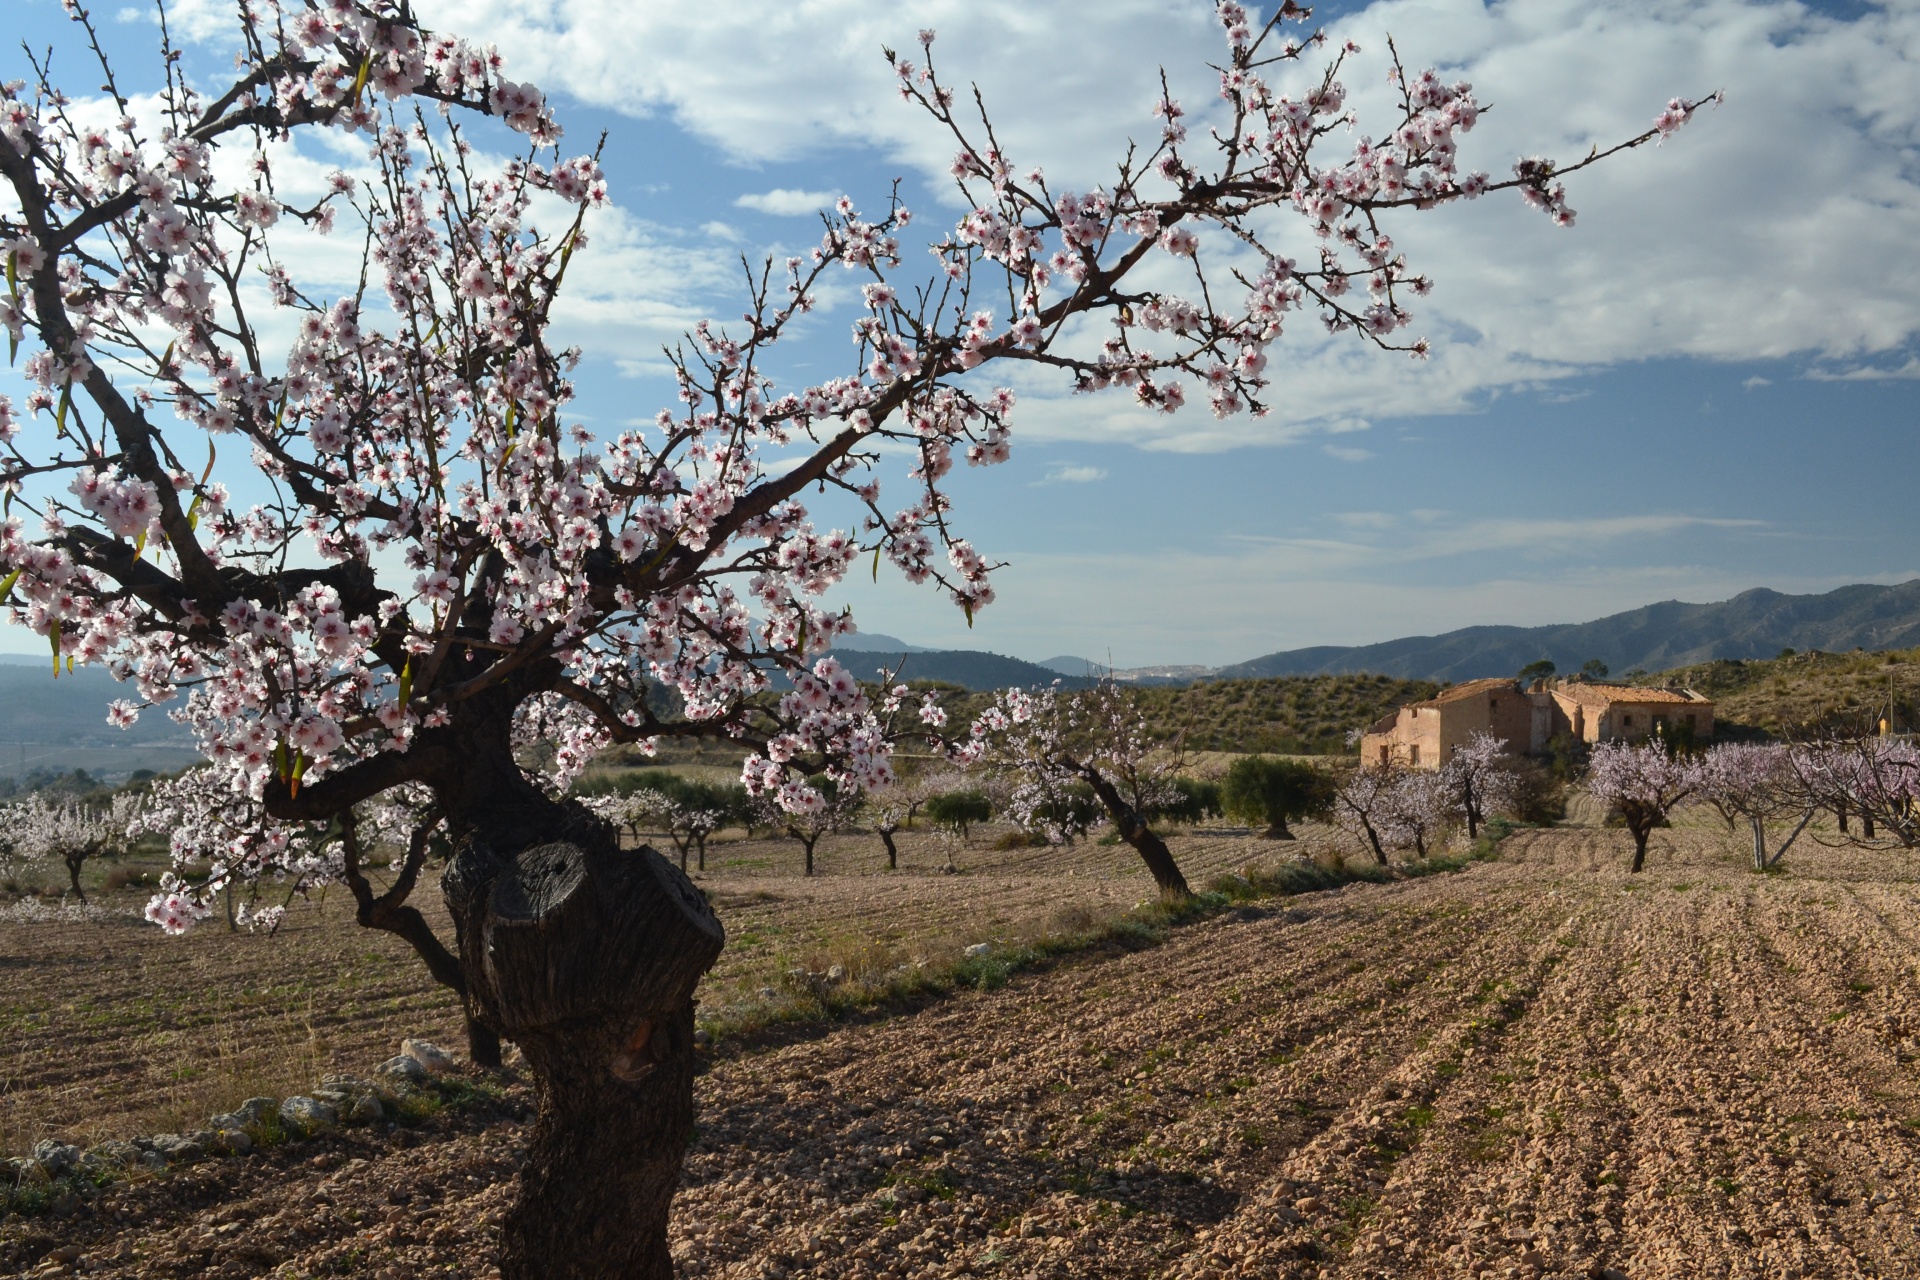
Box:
[1081, 768, 1191, 898]
[1262, 818, 1295, 840]
[880, 828, 899, 870]
[1630, 825, 1651, 874]
[64, 852, 87, 904]
[441, 780, 723, 1280]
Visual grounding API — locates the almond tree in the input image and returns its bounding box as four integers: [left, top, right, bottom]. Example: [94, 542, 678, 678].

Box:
[1588, 740, 1706, 873]
[0, 0, 1707, 1271]
[1438, 730, 1515, 839]
[757, 775, 862, 875]
[589, 787, 725, 872]
[1698, 742, 1813, 870]
[1379, 765, 1453, 860]
[1785, 737, 1920, 848]
[964, 680, 1193, 897]
[2, 790, 140, 902]
[870, 799, 904, 868]
[1332, 762, 1399, 865]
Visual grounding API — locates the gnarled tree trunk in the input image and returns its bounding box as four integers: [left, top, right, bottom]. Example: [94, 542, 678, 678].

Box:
[1081, 768, 1191, 899]
[441, 768, 724, 1280]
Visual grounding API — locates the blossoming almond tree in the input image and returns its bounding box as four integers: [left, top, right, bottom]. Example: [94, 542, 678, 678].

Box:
[1331, 761, 1399, 865]
[1437, 730, 1515, 839]
[0, 0, 1708, 1271]
[2, 789, 141, 902]
[963, 680, 1194, 896]
[1697, 742, 1814, 870]
[1588, 740, 1706, 873]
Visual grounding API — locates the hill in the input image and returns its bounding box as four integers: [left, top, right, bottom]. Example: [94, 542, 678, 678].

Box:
[1217, 580, 1920, 682]
[0, 661, 201, 782]
[1125, 672, 1442, 754]
[1649, 645, 1920, 738]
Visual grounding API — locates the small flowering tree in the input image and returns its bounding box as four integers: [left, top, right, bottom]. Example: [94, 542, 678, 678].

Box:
[2, 790, 140, 902]
[964, 680, 1192, 897]
[1438, 731, 1516, 839]
[1588, 740, 1705, 873]
[1785, 737, 1920, 848]
[0, 0, 1707, 1271]
[1331, 763, 1399, 865]
[588, 786, 726, 873]
[1378, 766, 1454, 860]
[1697, 742, 1813, 870]
[757, 775, 862, 876]
[870, 800, 905, 869]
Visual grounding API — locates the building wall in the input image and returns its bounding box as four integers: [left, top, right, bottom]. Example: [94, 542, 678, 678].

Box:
[1548, 691, 1714, 745]
[1360, 703, 1445, 769]
[1361, 685, 1529, 769]
[1361, 683, 1714, 764]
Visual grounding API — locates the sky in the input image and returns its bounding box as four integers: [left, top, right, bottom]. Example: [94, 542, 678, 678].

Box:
[5, 0, 1918, 667]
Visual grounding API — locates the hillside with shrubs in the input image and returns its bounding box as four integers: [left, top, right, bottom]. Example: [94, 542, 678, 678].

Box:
[1649, 645, 1920, 737]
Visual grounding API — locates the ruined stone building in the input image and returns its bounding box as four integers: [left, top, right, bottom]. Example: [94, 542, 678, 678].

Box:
[1359, 677, 1714, 769]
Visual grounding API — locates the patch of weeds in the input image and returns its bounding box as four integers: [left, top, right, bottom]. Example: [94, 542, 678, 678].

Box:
[1333, 1194, 1376, 1242]
[1712, 1177, 1740, 1196]
[1404, 1104, 1435, 1134]
[882, 1172, 956, 1200]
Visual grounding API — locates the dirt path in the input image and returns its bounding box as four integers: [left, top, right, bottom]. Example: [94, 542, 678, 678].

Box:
[9, 827, 1920, 1278]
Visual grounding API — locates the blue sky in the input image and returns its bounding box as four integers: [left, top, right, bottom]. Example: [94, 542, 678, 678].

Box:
[6, 0, 1918, 667]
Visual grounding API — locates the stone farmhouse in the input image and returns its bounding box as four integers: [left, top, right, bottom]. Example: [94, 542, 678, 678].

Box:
[1360, 677, 1714, 769]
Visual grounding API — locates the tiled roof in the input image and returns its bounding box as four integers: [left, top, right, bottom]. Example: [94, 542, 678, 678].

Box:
[1553, 682, 1709, 708]
[1413, 677, 1517, 708]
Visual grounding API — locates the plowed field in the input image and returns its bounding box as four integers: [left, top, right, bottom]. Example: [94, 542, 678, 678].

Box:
[8, 823, 1920, 1279]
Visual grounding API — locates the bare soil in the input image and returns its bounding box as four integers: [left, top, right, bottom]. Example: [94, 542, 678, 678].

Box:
[0, 823, 1306, 1155]
[8, 823, 1920, 1278]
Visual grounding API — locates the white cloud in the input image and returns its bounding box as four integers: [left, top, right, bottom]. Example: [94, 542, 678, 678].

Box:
[407, 0, 1920, 452]
[1321, 445, 1374, 463]
[734, 188, 839, 216]
[1033, 464, 1108, 485]
[1805, 357, 1920, 382]
[1743, 376, 1773, 388]
[1224, 513, 1768, 573]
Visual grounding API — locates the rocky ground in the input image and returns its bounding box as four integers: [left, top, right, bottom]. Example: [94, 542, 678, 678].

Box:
[8, 824, 1920, 1277]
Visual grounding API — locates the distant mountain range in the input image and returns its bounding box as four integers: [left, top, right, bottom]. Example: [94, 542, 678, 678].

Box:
[865, 580, 1920, 688]
[2, 582, 1916, 758]
[1214, 581, 1920, 682]
[828, 639, 1091, 691]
